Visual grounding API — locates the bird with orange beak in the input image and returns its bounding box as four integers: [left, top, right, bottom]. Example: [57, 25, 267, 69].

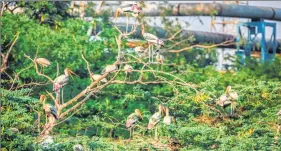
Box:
[141, 24, 164, 63]
[217, 86, 238, 115]
[53, 68, 76, 103]
[40, 95, 58, 120]
[147, 104, 165, 140]
[126, 109, 143, 139]
[115, 2, 141, 22]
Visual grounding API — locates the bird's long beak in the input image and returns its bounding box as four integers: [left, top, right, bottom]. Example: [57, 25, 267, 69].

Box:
[114, 9, 120, 22]
[225, 86, 231, 94]
[139, 112, 143, 120]
[67, 69, 77, 79]
[40, 95, 45, 103]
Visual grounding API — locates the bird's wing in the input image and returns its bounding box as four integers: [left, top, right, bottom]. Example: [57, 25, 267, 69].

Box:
[126, 119, 137, 128]
[229, 92, 238, 100]
[150, 112, 161, 124]
[50, 106, 58, 119]
[54, 75, 69, 86]
[143, 33, 158, 41]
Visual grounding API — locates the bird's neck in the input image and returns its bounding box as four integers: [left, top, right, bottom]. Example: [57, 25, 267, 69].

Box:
[166, 110, 169, 116]
[64, 71, 69, 76]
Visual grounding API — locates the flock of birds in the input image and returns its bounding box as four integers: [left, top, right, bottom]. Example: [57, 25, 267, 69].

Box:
[35, 1, 241, 135]
[35, 2, 166, 118]
[35, 2, 281, 146]
[125, 105, 173, 139]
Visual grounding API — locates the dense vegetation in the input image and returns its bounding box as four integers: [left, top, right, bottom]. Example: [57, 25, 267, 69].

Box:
[2, 2, 281, 150]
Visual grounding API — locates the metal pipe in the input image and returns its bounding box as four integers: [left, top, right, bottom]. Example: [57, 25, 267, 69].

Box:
[176, 3, 281, 21]
[113, 24, 281, 52]
[99, 3, 281, 21]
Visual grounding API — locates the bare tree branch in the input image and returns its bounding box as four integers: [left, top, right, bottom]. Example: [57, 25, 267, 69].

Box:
[0, 32, 19, 73]
[24, 54, 54, 82]
[169, 39, 235, 53]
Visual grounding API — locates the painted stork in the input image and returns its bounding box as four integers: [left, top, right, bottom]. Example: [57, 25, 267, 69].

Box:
[217, 86, 238, 115]
[115, 2, 141, 22]
[40, 95, 58, 120]
[134, 46, 148, 58]
[35, 58, 51, 67]
[141, 25, 164, 62]
[156, 51, 165, 64]
[147, 105, 165, 139]
[163, 107, 172, 125]
[53, 68, 76, 104]
[124, 64, 133, 81]
[126, 109, 143, 139]
[92, 74, 108, 83]
[101, 64, 118, 74]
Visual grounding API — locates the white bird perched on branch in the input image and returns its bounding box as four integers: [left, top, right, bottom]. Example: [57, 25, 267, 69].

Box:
[147, 105, 165, 140]
[115, 2, 141, 22]
[35, 58, 51, 67]
[124, 64, 133, 81]
[134, 46, 148, 58]
[92, 74, 108, 83]
[124, 64, 133, 74]
[40, 95, 58, 121]
[53, 68, 76, 104]
[141, 24, 164, 62]
[101, 64, 118, 74]
[126, 109, 143, 139]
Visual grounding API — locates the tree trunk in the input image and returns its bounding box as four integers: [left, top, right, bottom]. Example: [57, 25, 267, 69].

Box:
[41, 114, 57, 136]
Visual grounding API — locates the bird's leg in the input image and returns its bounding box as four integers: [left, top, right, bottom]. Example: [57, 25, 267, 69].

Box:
[62, 88, 64, 104]
[126, 13, 129, 34]
[154, 126, 158, 140]
[132, 127, 134, 139]
[56, 91, 60, 104]
[129, 128, 132, 139]
[148, 44, 150, 62]
[151, 45, 154, 62]
[124, 72, 127, 82]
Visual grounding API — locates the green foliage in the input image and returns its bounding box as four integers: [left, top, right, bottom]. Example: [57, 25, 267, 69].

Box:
[1, 88, 38, 150]
[3, 6, 281, 150]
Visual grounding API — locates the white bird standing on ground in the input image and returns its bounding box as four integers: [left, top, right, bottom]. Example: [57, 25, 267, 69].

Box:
[163, 107, 172, 125]
[53, 68, 76, 104]
[147, 105, 165, 139]
[141, 24, 164, 62]
[217, 86, 238, 115]
[126, 109, 143, 139]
